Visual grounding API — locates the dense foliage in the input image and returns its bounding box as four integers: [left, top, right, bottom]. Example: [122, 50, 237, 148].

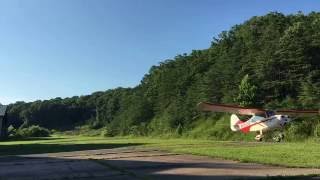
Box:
[6, 12, 320, 140]
[9, 125, 50, 138]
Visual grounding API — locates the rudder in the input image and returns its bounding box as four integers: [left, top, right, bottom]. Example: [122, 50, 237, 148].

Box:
[230, 114, 243, 131]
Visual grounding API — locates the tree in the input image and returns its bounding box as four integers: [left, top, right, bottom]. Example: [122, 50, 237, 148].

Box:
[299, 71, 320, 108]
[235, 75, 257, 107]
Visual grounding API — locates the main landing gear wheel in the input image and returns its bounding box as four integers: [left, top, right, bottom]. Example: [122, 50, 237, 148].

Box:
[273, 133, 285, 142]
[255, 134, 264, 142]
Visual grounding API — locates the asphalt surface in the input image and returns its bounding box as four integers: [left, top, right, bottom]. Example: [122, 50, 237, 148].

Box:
[0, 147, 319, 180]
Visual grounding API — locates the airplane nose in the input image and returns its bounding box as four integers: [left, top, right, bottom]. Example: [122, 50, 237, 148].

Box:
[284, 115, 291, 122]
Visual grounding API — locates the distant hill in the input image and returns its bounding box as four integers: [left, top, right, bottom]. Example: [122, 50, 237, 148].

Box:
[7, 12, 320, 139]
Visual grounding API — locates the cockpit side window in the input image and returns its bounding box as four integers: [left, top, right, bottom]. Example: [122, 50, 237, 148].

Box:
[266, 111, 275, 117]
[250, 116, 264, 122]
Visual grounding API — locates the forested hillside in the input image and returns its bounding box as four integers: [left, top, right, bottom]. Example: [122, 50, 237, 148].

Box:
[6, 12, 320, 139]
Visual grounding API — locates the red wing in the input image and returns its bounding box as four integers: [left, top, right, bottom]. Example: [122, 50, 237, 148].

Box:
[276, 110, 320, 116]
[197, 102, 266, 116]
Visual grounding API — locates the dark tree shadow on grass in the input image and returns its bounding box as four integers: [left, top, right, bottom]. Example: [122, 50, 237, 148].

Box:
[0, 143, 143, 156]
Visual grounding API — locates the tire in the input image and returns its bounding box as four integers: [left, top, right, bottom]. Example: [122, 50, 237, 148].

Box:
[273, 136, 281, 142]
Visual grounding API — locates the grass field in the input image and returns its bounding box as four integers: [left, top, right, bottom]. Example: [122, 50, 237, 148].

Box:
[0, 135, 319, 168]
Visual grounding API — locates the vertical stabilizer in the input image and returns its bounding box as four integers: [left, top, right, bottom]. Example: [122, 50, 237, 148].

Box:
[230, 114, 242, 131]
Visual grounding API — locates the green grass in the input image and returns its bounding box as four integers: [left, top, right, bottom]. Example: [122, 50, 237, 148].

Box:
[0, 135, 319, 168]
[0, 136, 143, 155]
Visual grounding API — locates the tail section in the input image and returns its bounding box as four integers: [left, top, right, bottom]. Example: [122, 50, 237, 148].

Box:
[230, 114, 243, 131]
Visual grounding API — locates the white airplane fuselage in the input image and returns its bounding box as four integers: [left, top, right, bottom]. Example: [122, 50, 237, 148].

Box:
[231, 114, 291, 133]
[230, 114, 292, 141]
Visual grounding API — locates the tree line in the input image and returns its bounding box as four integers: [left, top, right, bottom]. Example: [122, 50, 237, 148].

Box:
[6, 12, 320, 138]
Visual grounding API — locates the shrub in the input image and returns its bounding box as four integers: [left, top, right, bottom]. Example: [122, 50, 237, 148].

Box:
[314, 123, 320, 138]
[86, 117, 104, 130]
[7, 125, 17, 137]
[127, 123, 149, 136]
[16, 125, 50, 137]
[101, 127, 111, 137]
[100, 126, 118, 137]
[285, 120, 313, 141]
[189, 115, 232, 140]
[50, 129, 58, 134]
[175, 123, 183, 136]
[147, 116, 172, 135]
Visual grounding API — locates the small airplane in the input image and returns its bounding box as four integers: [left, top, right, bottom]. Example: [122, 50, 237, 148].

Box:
[197, 102, 319, 141]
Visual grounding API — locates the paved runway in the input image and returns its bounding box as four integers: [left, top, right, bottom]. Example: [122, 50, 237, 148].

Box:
[0, 147, 319, 179]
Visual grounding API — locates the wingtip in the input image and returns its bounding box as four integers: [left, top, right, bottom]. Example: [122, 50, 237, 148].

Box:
[197, 102, 205, 111]
[197, 102, 211, 111]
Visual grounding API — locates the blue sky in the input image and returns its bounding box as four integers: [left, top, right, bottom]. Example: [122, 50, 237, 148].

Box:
[0, 0, 319, 104]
